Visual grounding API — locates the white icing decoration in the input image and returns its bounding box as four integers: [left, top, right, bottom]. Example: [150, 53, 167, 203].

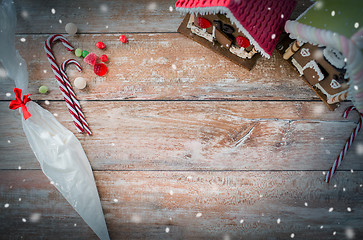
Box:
[291, 58, 304, 75]
[330, 79, 341, 89]
[229, 44, 254, 59]
[302, 60, 324, 81]
[190, 26, 214, 42]
[316, 83, 348, 104]
[323, 47, 345, 69]
[300, 48, 310, 57]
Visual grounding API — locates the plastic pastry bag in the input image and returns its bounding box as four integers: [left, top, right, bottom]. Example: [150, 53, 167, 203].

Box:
[0, 1, 110, 239]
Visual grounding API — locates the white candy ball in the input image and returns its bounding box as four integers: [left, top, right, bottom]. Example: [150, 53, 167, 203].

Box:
[74, 77, 87, 89]
[65, 23, 77, 36]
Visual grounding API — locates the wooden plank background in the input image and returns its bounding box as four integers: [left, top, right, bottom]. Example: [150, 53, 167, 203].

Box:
[1, 0, 363, 239]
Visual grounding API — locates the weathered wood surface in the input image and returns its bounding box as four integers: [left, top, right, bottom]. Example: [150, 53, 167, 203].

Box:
[1, 101, 362, 171]
[1, 171, 363, 239]
[0, 34, 316, 101]
[14, 0, 312, 34]
[1, 0, 362, 239]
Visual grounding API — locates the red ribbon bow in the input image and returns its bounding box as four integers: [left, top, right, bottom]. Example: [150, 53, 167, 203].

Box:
[9, 88, 32, 120]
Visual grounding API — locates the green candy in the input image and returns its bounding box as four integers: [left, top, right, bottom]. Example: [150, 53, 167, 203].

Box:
[82, 50, 89, 58]
[75, 48, 82, 57]
[39, 85, 48, 94]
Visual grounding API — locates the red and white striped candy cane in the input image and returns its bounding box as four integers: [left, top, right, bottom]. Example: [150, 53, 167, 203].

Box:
[60, 59, 92, 135]
[44, 34, 84, 133]
[325, 106, 363, 183]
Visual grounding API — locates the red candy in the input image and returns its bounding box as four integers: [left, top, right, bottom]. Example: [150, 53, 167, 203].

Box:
[236, 36, 250, 48]
[100, 54, 108, 62]
[197, 17, 211, 29]
[94, 63, 107, 76]
[84, 52, 97, 66]
[96, 41, 106, 49]
[119, 35, 127, 43]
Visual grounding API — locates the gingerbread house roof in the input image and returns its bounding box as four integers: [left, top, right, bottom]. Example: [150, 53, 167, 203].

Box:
[175, 0, 296, 58]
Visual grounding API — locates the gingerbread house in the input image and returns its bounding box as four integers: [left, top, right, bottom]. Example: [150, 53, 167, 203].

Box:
[282, 0, 363, 112]
[175, 0, 296, 70]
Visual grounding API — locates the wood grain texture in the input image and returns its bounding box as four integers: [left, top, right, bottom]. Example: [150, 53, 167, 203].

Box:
[1, 101, 362, 171]
[1, 170, 362, 240]
[2, 0, 362, 239]
[1, 34, 316, 101]
[14, 0, 313, 34]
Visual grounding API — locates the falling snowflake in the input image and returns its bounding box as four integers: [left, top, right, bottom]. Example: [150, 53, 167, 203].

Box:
[354, 85, 359, 91]
[22, 218, 26, 222]
[347, 207, 352, 212]
[345, 227, 355, 239]
[59, 19, 62, 24]
[165, 227, 170, 233]
[4, 203, 9, 208]
[290, 233, 295, 238]
[21, 10, 29, 19]
[20, 38, 26, 42]
[304, 202, 308, 207]
[351, 169, 354, 173]
[131, 214, 142, 223]
[343, 187, 346, 192]
[113, 199, 118, 203]
[354, 22, 359, 29]
[19, 198, 22, 201]
[169, 6, 173, 12]
[53, 113, 58, 117]
[45, 100, 50, 105]
[196, 213, 202, 218]
[172, 64, 177, 70]
[240, 219, 244, 223]
[277, 218, 281, 224]
[223, 234, 231, 240]
[271, 34, 276, 39]
[0, 67, 7, 78]
[331, 10, 335, 16]
[18, 166, 21, 170]
[329, 207, 334, 212]
[147, 2, 157, 11]
[100, 4, 108, 13]
[281, 14, 284, 18]
[7, 140, 11, 143]
[169, 190, 174, 195]
[74, 223, 77, 227]
[333, 231, 336, 235]
[51, 8, 56, 14]
[30, 213, 41, 223]
[320, 137, 324, 140]
[356, 143, 363, 155]
[334, 184, 337, 188]
[315, 1, 323, 9]
[320, 225, 324, 229]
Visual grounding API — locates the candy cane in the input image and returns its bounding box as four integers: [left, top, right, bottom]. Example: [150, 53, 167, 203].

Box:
[60, 59, 92, 135]
[325, 106, 363, 183]
[44, 34, 84, 133]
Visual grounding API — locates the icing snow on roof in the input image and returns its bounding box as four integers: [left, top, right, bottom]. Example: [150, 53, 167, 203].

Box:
[176, 0, 296, 58]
